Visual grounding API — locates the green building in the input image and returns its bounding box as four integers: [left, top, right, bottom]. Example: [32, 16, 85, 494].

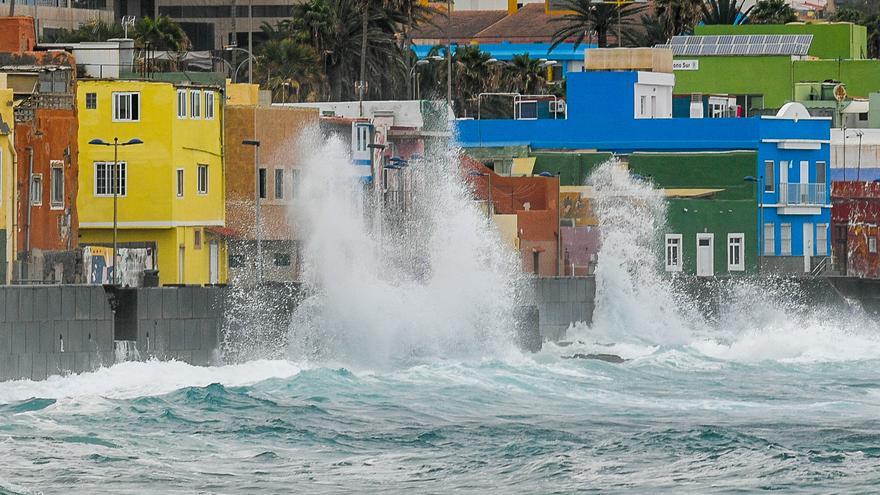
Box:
[669, 23, 880, 114]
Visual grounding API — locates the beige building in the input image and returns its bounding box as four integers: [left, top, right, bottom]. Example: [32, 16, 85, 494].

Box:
[0, 2, 115, 39]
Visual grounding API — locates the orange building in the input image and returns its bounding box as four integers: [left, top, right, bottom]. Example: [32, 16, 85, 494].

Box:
[223, 86, 319, 284]
[0, 17, 80, 283]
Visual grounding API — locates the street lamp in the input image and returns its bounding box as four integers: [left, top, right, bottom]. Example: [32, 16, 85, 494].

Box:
[242, 139, 263, 284]
[88, 137, 144, 286]
[468, 170, 492, 221]
[224, 45, 256, 84]
[854, 130, 864, 181]
[410, 59, 429, 100]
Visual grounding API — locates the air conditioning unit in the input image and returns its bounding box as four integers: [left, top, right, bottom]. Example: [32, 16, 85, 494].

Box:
[550, 99, 566, 114]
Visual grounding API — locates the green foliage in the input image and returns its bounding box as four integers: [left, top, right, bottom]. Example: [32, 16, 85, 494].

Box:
[700, 0, 752, 25]
[256, 39, 323, 102]
[654, 0, 702, 38]
[42, 18, 124, 43]
[831, 7, 863, 23]
[748, 0, 797, 24]
[624, 14, 669, 47]
[133, 16, 190, 51]
[549, 0, 646, 50]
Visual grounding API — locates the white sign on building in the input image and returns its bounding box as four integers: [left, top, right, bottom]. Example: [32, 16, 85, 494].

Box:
[673, 60, 700, 71]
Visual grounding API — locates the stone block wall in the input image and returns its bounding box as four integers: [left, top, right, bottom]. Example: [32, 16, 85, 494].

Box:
[532, 277, 596, 341]
[0, 286, 114, 381]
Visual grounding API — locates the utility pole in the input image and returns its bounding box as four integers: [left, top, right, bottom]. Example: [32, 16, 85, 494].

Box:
[446, 0, 452, 109]
[248, 0, 253, 84]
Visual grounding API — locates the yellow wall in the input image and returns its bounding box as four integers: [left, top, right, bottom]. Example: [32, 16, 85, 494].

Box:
[225, 81, 259, 106]
[0, 88, 16, 282]
[493, 213, 520, 250]
[76, 79, 227, 285]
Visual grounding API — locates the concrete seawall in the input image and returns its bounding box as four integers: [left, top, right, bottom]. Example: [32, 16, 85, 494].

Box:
[532, 277, 596, 341]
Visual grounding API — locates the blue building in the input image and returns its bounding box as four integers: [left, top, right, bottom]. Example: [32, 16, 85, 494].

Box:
[457, 70, 832, 275]
[412, 42, 590, 79]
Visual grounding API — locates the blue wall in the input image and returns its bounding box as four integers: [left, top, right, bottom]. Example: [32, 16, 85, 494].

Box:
[456, 70, 833, 260]
[412, 42, 590, 77]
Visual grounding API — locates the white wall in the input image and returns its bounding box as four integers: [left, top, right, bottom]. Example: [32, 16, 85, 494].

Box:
[633, 72, 673, 119]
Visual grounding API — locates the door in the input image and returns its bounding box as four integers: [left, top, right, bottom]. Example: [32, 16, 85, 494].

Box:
[803, 223, 814, 273]
[178, 245, 185, 284]
[835, 224, 848, 275]
[209, 242, 219, 285]
[696, 233, 714, 277]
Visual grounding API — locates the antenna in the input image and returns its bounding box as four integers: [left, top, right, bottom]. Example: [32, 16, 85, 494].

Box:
[122, 16, 136, 39]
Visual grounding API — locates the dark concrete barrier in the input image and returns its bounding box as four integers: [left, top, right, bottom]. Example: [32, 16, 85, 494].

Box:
[532, 277, 596, 342]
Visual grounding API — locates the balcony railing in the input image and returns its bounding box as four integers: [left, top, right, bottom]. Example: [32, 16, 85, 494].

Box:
[780, 182, 827, 206]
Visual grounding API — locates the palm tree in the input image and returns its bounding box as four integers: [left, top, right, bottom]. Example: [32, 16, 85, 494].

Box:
[701, 0, 752, 25]
[42, 18, 125, 43]
[865, 14, 880, 58]
[503, 54, 547, 95]
[831, 7, 863, 23]
[257, 39, 323, 102]
[653, 0, 702, 38]
[624, 14, 669, 47]
[748, 0, 796, 24]
[549, 0, 646, 50]
[134, 16, 190, 51]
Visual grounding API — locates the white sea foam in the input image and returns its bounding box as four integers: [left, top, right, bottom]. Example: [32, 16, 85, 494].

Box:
[286, 135, 524, 366]
[0, 359, 302, 404]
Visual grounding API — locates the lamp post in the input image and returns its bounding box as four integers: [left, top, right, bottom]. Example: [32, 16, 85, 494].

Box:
[409, 59, 429, 100]
[242, 139, 262, 284]
[88, 137, 144, 286]
[224, 45, 255, 83]
[855, 130, 864, 181]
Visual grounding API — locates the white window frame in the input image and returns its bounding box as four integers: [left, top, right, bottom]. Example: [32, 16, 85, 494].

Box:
[665, 234, 683, 272]
[274, 168, 284, 200]
[816, 224, 828, 256]
[869, 237, 877, 254]
[764, 223, 775, 256]
[30, 173, 42, 206]
[764, 160, 774, 193]
[177, 89, 187, 118]
[727, 233, 745, 271]
[204, 91, 215, 119]
[112, 92, 140, 122]
[94, 162, 127, 197]
[176, 168, 184, 198]
[50, 160, 64, 209]
[190, 90, 201, 119]
[781, 223, 792, 256]
[197, 164, 208, 195]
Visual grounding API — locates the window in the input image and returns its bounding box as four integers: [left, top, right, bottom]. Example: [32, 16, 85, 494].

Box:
[229, 254, 244, 268]
[640, 95, 647, 116]
[274, 169, 284, 200]
[273, 253, 291, 266]
[194, 229, 202, 250]
[859, 112, 868, 121]
[85, 92, 97, 109]
[764, 223, 775, 255]
[197, 164, 208, 195]
[815, 161, 826, 185]
[291, 168, 300, 199]
[50, 161, 63, 209]
[516, 100, 538, 120]
[190, 90, 201, 118]
[30, 174, 42, 206]
[112, 92, 140, 121]
[764, 160, 774, 193]
[94, 162, 127, 196]
[727, 233, 744, 271]
[869, 237, 877, 254]
[817, 224, 828, 256]
[665, 234, 682, 272]
[176, 168, 184, 197]
[39, 70, 69, 93]
[205, 91, 215, 119]
[177, 89, 187, 118]
[258, 168, 267, 199]
[781, 223, 792, 255]
[355, 124, 369, 152]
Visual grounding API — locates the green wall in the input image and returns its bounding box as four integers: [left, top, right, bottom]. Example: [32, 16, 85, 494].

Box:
[695, 23, 868, 60]
[672, 56, 880, 108]
[666, 198, 759, 275]
[531, 152, 613, 186]
[628, 151, 757, 200]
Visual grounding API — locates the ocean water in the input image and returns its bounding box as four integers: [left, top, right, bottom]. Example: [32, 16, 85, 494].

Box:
[2, 340, 880, 494]
[3, 145, 879, 493]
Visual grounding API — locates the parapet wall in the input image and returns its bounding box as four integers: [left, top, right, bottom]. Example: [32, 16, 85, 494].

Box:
[532, 277, 596, 341]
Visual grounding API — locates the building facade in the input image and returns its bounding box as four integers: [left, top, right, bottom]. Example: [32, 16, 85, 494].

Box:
[76, 79, 227, 286]
[832, 181, 880, 279]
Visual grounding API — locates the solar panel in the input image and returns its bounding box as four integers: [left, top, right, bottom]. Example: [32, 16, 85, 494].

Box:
[664, 33, 813, 57]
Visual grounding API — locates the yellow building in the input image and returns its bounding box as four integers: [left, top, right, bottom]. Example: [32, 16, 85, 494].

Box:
[76, 79, 227, 285]
[0, 88, 16, 283]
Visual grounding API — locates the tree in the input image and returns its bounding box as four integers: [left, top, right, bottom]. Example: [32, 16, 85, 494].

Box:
[831, 7, 863, 23]
[549, 0, 646, 50]
[42, 18, 125, 43]
[503, 54, 547, 96]
[256, 39, 323, 102]
[865, 14, 880, 58]
[654, 0, 702, 38]
[700, 0, 752, 25]
[624, 13, 669, 47]
[748, 0, 797, 24]
[134, 16, 190, 51]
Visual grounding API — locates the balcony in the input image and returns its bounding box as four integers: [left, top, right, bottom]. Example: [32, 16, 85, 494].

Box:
[779, 183, 827, 206]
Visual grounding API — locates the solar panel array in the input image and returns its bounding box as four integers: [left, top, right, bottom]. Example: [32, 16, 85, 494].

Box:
[660, 34, 813, 56]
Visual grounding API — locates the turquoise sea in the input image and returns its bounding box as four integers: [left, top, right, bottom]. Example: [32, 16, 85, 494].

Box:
[2, 334, 880, 494]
